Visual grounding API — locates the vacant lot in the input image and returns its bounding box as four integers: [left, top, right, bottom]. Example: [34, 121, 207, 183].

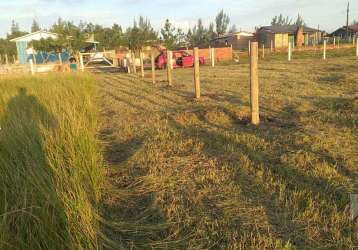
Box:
[0, 49, 356, 249]
[99, 52, 357, 249]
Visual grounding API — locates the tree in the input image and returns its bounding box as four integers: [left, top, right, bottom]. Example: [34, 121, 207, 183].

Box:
[1, 21, 28, 56]
[295, 14, 305, 26]
[191, 19, 209, 47]
[160, 19, 185, 49]
[207, 23, 217, 41]
[229, 24, 238, 33]
[124, 17, 157, 51]
[50, 18, 87, 52]
[31, 19, 41, 32]
[161, 19, 177, 50]
[215, 10, 230, 36]
[271, 14, 292, 26]
[11, 20, 20, 35]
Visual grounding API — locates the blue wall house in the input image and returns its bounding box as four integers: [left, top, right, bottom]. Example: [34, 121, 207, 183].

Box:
[10, 31, 68, 64]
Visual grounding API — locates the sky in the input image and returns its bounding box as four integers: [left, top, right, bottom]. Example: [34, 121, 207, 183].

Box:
[0, 0, 357, 38]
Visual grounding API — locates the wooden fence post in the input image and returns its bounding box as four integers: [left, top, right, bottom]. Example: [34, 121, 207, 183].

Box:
[211, 47, 215, 67]
[32, 54, 37, 65]
[140, 51, 145, 78]
[126, 58, 131, 73]
[167, 50, 172, 86]
[356, 38, 358, 57]
[131, 52, 137, 74]
[323, 40, 327, 60]
[151, 50, 156, 84]
[262, 44, 265, 58]
[333, 37, 336, 47]
[248, 40, 251, 56]
[5, 54, 8, 65]
[194, 47, 201, 99]
[270, 40, 273, 53]
[58, 53, 62, 65]
[250, 42, 259, 125]
[79, 54, 84, 72]
[288, 42, 292, 61]
[29, 58, 35, 75]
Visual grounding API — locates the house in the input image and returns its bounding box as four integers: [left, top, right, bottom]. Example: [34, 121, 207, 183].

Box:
[256, 25, 322, 48]
[210, 31, 255, 50]
[10, 30, 59, 64]
[331, 24, 358, 39]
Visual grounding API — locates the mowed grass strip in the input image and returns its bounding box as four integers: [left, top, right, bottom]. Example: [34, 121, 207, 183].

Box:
[0, 74, 104, 249]
[99, 54, 357, 249]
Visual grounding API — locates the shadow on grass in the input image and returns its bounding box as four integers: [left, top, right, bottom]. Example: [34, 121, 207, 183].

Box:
[167, 103, 352, 248]
[0, 88, 64, 248]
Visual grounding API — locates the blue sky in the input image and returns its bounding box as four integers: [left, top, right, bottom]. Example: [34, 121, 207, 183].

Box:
[0, 0, 357, 38]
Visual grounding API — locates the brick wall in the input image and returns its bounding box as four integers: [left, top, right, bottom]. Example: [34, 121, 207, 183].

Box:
[187, 47, 233, 62]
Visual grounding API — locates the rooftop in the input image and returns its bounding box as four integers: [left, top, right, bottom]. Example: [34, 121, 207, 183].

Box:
[258, 25, 320, 34]
[10, 30, 59, 42]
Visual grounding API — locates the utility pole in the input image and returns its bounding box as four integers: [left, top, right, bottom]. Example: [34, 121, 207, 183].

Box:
[346, 1, 350, 39]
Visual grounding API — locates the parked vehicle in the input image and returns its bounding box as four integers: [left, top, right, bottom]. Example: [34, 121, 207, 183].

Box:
[155, 50, 205, 69]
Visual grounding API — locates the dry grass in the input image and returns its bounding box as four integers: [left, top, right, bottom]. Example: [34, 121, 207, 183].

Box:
[98, 50, 357, 249]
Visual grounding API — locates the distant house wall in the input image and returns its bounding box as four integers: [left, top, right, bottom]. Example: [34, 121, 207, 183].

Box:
[211, 32, 254, 50]
[257, 26, 323, 48]
[16, 41, 28, 64]
[188, 47, 233, 61]
[11, 31, 59, 64]
[274, 33, 289, 48]
[257, 31, 289, 48]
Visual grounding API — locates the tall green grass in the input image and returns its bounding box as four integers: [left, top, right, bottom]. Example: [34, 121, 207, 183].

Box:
[0, 74, 103, 249]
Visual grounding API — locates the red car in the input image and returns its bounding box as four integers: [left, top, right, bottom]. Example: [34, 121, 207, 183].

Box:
[155, 50, 205, 69]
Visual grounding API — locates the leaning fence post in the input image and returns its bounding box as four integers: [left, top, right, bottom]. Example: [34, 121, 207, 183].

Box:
[288, 42, 292, 61]
[140, 51, 144, 78]
[194, 47, 201, 99]
[167, 50, 172, 86]
[29, 58, 35, 75]
[211, 47, 215, 67]
[79, 54, 84, 72]
[323, 40, 327, 60]
[151, 50, 156, 83]
[250, 42, 259, 125]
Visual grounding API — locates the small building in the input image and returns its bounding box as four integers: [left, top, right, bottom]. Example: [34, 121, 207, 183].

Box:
[210, 31, 255, 50]
[256, 25, 322, 48]
[331, 24, 358, 39]
[10, 30, 59, 64]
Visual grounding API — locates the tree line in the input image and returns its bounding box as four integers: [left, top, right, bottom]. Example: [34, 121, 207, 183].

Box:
[0, 10, 234, 56]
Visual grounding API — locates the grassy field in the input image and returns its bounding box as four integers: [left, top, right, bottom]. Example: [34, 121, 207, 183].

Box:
[0, 48, 356, 249]
[99, 50, 357, 249]
[0, 74, 103, 249]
